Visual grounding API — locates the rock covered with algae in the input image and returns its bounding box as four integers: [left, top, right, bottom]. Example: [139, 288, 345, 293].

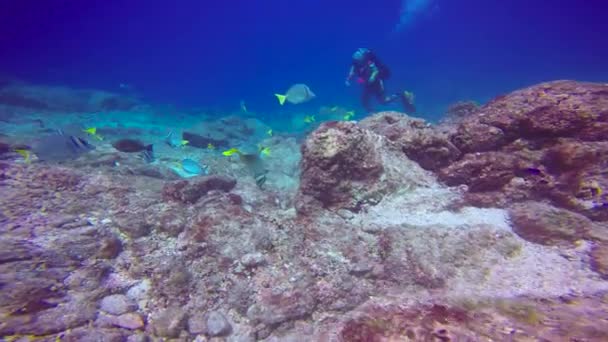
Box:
[2, 80, 608, 341]
[295, 120, 435, 214]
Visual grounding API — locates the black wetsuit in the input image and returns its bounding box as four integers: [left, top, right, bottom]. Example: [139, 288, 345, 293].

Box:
[352, 52, 414, 113]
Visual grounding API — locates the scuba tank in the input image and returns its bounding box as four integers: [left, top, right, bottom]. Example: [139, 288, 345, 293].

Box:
[367, 50, 391, 80]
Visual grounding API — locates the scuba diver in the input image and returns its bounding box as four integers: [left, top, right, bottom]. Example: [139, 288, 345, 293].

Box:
[345, 48, 416, 113]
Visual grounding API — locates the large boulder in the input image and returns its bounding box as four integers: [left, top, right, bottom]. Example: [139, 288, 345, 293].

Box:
[360, 111, 461, 171]
[436, 81, 608, 221]
[451, 80, 608, 148]
[295, 121, 435, 213]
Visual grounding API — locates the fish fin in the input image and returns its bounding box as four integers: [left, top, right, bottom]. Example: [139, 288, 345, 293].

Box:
[83, 127, 96, 135]
[222, 148, 241, 156]
[141, 145, 155, 163]
[275, 94, 287, 105]
[70, 136, 91, 150]
[14, 149, 31, 163]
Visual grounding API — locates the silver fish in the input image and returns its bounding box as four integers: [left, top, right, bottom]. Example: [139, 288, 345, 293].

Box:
[181, 158, 208, 175]
[276, 84, 316, 105]
[32, 134, 95, 162]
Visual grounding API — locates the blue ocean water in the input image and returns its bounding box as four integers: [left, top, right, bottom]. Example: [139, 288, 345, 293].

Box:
[1, 0, 607, 122]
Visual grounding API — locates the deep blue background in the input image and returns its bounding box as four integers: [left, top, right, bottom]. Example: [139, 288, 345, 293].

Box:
[1, 0, 607, 121]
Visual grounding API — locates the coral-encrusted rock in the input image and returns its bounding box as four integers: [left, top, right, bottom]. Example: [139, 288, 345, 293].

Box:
[436, 101, 480, 136]
[441, 101, 480, 124]
[550, 166, 608, 222]
[453, 81, 608, 148]
[296, 121, 383, 212]
[508, 202, 592, 245]
[543, 139, 608, 173]
[360, 111, 461, 171]
[541, 139, 608, 220]
[247, 289, 317, 325]
[339, 304, 471, 341]
[162, 175, 237, 204]
[295, 121, 435, 213]
[438, 152, 519, 192]
[148, 307, 187, 338]
[451, 122, 507, 153]
[436, 81, 608, 221]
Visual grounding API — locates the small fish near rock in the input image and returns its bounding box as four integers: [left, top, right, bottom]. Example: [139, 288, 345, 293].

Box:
[182, 131, 228, 149]
[164, 131, 189, 148]
[275, 83, 316, 105]
[32, 133, 95, 162]
[112, 139, 154, 163]
[170, 158, 209, 178]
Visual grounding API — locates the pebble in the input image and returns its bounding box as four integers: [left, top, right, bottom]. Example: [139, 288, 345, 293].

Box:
[240, 252, 266, 267]
[114, 312, 145, 330]
[100, 294, 137, 315]
[207, 311, 232, 336]
[150, 307, 187, 338]
[126, 334, 149, 342]
[187, 315, 207, 335]
[349, 261, 373, 276]
[336, 209, 355, 220]
[361, 224, 382, 234]
[127, 279, 151, 300]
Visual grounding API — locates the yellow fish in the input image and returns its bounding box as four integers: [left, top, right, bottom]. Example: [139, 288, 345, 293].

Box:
[343, 111, 355, 120]
[275, 94, 287, 105]
[14, 149, 31, 163]
[222, 147, 241, 156]
[259, 146, 271, 156]
[207, 143, 215, 150]
[304, 115, 316, 123]
[179, 140, 189, 147]
[83, 127, 103, 141]
[83, 127, 96, 135]
[267, 129, 273, 136]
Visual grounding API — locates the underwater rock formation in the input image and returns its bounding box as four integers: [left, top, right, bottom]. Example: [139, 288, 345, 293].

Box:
[295, 120, 435, 214]
[360, 111, 461, 171]
[2, 80, 608, 341]
[0, 83, 139, 112]
[433, 80, 608, 222]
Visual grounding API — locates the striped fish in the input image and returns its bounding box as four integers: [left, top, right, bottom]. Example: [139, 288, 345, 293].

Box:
[254, 170, 268, 189]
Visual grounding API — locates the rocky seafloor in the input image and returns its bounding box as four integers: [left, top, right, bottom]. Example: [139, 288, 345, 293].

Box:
[1, 80, 608, 341]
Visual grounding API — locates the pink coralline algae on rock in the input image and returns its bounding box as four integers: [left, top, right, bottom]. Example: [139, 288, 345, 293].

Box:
[295, 120, 435, 214]
[296, 121, 384, 213]
[3, 80, 608, 341]
[429, 81, 608, 223]
[360, 111, 461, 171]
